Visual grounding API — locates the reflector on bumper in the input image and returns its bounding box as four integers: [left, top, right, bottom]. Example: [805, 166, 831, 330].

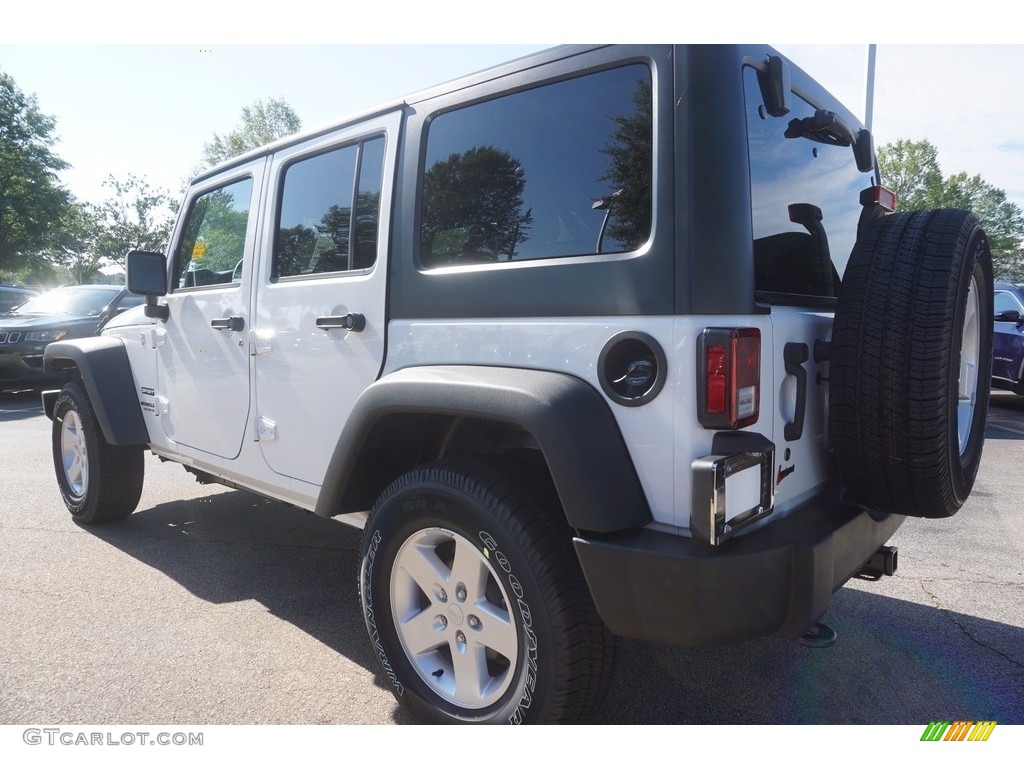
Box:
[691, 448, 775, 545]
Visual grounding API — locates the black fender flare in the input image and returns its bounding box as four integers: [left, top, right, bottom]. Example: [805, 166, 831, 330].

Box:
[315, 365, 652, 533]
[42, 337, 150, 446]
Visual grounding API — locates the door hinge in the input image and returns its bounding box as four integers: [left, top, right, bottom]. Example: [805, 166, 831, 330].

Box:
[256, 416, 276, 441]
[140, 328, 168, 349]
[251, 331, 273, 356]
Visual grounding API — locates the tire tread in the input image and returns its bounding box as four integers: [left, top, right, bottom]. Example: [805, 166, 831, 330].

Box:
[52, 380, 144, 523]
[830, 209, 993, 517]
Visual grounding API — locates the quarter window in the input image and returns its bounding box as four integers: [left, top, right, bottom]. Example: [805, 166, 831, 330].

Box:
[274, 136, 385, 279]
[420, 64, 653, 267]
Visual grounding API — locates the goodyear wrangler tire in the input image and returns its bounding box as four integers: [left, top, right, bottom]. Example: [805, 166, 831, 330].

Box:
[52, 381, 144, 524]
[830, 209, 993, 517]
[359, 459, 614, 724]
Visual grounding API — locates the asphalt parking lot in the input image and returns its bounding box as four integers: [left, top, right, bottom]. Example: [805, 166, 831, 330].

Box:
[0, 389, 1022, 726]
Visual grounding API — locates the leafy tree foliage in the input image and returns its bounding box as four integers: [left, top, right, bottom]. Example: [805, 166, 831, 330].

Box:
[1, 72, 174, 284]
[0, 70, 70, 272]
[878, 139, 1024, 279]
[47, 201, 102, 284]
[201, 98, 302, 169]
[91, 174, 175, 268]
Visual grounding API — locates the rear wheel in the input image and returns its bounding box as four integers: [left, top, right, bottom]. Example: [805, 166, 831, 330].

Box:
[359, 459, 614, 724]
[830, 209, 993, 517]
[52, 381, 144, 523]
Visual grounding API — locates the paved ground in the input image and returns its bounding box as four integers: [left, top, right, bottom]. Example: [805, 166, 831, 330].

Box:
[0, 389, 1022, 726]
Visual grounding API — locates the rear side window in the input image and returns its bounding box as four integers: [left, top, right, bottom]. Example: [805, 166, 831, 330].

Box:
[744, 66, 869, 302]
[419, 63, 652, 268]
[274, 136, 386, 279]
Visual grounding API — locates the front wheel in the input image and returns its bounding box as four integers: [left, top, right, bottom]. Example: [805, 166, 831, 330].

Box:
[52, 381, 144, 524]
[359, 459, 614, 724]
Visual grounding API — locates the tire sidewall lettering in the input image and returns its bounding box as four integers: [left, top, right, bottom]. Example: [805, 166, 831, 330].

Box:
[479, 529, 538, 724]
[361, 528, 405, 697]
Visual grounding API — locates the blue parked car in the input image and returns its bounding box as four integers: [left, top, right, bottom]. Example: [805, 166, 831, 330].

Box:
[993, 282, 1024, 394]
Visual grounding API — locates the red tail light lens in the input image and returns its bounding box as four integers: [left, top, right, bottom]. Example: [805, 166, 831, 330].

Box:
[706, 346, 727, 414]
[698, 328, 760, 430]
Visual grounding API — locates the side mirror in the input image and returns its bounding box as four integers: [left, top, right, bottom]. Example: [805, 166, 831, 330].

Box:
[995, 309, 1021, 323]
[126, 250, 168, 296]
[126, 250, 169, 321]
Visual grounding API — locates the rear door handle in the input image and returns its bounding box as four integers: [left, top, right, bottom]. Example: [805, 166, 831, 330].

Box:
[211, 316, 245, 332]
[315, 313, 365, 332]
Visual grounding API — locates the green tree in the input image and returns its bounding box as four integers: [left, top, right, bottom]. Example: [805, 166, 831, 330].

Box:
[201, 97, 302, 169]
[878, 139, 1024, 278]
[92, 174, 175, 270]
[941, 171, 1023, 271]
[47, 201, 102, 284]
[0, 70, 71, 272]
[876, 138, 945, 210]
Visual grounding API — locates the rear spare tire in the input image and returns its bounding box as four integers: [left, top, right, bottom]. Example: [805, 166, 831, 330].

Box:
[830, 208, 993, 517]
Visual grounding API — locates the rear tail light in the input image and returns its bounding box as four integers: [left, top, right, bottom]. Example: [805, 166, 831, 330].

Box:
[697, 328, 760, 430]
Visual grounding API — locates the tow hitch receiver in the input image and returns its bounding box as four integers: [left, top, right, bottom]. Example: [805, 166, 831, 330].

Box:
[857, 545, 898, 580]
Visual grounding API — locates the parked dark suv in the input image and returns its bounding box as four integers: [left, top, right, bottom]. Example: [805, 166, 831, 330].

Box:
[0, 285, 143, 391]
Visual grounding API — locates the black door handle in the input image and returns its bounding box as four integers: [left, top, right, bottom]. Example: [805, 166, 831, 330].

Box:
[316, 313, 365, 332]
[211, 316, 245, 332]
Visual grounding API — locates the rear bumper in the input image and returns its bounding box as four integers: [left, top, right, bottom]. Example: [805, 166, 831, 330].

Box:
[574, 484, 904, 646]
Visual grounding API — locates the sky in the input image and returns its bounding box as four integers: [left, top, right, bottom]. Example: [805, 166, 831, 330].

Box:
[780, 44, 1024, 212]
[0, 45, 549, 204]
[4, 37, 1024, 221]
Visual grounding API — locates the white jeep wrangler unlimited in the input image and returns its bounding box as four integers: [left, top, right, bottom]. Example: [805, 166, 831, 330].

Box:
[43, 45, 993, 724]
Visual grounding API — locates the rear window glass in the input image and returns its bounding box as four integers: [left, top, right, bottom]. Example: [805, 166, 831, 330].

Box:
[420, 63, 652, 268]
[744, 65, 870, 302]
